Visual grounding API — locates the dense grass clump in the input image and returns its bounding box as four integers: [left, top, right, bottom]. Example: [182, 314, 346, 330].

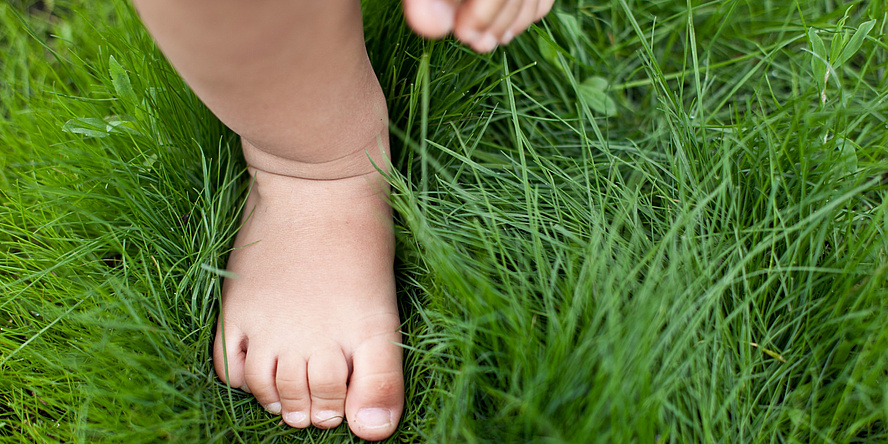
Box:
[2, 0, 886, 442]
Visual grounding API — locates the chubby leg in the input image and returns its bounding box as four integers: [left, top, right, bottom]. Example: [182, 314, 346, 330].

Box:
[132, 0, 402, 440]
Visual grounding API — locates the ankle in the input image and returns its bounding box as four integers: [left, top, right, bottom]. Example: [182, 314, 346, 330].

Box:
[240, 65, 390, 180]
[241, 129, 390, 180]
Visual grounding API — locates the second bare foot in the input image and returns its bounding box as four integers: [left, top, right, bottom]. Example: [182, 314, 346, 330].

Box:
[402, 0, 556, 52]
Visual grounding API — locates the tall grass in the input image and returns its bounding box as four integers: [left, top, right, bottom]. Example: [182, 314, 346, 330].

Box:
[1, 0, 886, 442]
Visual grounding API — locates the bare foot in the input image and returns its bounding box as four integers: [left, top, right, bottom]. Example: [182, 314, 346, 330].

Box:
[402, 0, 556, 52]
[213, 161, 403, 441]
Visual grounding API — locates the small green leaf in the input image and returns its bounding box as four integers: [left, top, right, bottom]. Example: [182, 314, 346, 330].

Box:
[828, 34, 844, 67]
[62, 117, 139, 138]
[808, 29, 827, 89]
[105, 118, 142, 136]
[836, 6, 851, 33]
[62, 118, 110, 138]
[556, 12, 582, 42]
[828, 8, 853, 66]
[578, 76, 617, 117]
[838, 20, 875, 65]
[787, 409, 806, 426]
[109, 55, 136, 102]
[142, 153, 158, 170]
[583, 76, 608, 91]
[536, 34, 563, 71]
[808, 29, 827, 60]
[835, 137, 859, 176]
[57, 21, 73, 42]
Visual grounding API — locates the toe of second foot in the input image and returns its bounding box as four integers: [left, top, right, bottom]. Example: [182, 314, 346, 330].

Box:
[403, 0, 457, 38]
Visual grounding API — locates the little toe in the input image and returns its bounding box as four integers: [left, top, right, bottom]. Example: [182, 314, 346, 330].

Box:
[242, 348, 281, 414]
[308, 346, 349, 429]
[275, 353, 311, 428]
[345, 335, 404, 441]
[213, 320, 247, 391]
[402, 0, 458, 39]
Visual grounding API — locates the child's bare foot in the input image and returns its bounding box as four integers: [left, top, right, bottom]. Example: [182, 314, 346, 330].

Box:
[213, 159, 403, 441]
[135, 0, 531, 440]
[402, 0, 556, 52]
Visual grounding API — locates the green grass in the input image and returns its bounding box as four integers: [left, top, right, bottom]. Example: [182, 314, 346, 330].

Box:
[2, 0, 887, 442]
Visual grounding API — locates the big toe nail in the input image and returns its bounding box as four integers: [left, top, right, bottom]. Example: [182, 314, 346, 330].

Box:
[357, 408, 394, 429]
[403, 0, 456, 39]
[345, 337, 404, 440]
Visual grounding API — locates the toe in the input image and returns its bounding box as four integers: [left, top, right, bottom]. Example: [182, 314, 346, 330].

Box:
[213, 319, 247, 391]
[535, 0, 554, 20]
[486, 0, 524, 45]
[308, 346, 349, 429]
[276, 353, 311, 428]
[345, 335, 404, 441]
[402, 0, 458, 39]
[505, 0, 539, 44]
[243, 347, 281, 414]
[454, 0, 507, 51]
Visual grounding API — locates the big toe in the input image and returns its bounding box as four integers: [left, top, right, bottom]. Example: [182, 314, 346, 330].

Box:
[402, 0, 458, 39]
[345, 335, 404, 441]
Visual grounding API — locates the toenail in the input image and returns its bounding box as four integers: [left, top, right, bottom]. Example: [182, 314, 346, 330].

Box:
[285, 411, 307, 425]
[477, 32, 498, 52]
[502, 30, 515, 45]
[356, 408, 393, 429]
[316, 410, 340, 423]
[240, 383, 251, 394]
[265, 402, 281, 415]
[463, 29, 481, 44]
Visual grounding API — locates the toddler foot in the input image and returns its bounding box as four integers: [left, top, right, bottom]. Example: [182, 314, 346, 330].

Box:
[213, 163, 403, 441]
[402, 0, 555, 52]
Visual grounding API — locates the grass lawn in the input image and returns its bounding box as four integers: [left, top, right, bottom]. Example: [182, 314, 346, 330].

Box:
[2, 0, 887, 442]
